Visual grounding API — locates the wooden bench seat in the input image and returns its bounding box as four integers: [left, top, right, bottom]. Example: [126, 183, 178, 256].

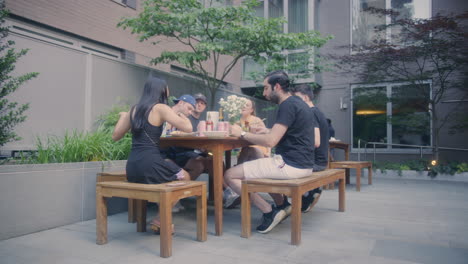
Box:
[329, 161, 372, 191]
[96, 181, 207, 258]
[96, 172, 138, 223]
[241, 169, 345, 245]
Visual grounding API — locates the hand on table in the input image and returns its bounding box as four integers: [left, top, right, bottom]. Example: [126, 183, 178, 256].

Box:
[230, 124, 242, 137]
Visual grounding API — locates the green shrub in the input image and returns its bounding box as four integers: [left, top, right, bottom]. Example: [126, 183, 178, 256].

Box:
[373, 159, 468, 178]
[456, 163, 468, 173]
[12, 104, 132, 164]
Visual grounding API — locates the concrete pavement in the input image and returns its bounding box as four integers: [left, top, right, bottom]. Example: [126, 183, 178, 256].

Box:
[1, 177, 468, 264]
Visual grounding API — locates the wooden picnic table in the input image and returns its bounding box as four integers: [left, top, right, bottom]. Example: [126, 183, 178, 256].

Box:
[160, 136, 250, 236]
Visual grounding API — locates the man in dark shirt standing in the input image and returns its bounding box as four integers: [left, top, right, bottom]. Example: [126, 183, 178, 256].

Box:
[291, 84, 329, 213]
[225, 70, 316, 234]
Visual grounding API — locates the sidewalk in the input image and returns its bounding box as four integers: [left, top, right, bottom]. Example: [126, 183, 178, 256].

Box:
[1, 178, 468, 264]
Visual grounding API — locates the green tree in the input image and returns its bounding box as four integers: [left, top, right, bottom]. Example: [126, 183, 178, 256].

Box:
[0, 4, 39, 146]
[118, 0, 331, 108]
[338, 9, 468, 159]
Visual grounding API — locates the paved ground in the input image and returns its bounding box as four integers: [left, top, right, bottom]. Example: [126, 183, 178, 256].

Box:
[1, 177, 468, 264]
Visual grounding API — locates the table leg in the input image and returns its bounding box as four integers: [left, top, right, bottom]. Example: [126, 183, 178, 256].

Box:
[213, 145, 224, 236]
[225, 150, 231, 169]
[356, 169, 361, 192]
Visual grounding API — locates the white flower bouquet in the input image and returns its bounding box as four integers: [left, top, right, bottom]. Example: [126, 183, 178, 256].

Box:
[219, 95, 249, 124]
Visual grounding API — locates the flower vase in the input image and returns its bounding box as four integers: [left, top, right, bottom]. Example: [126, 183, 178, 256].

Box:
[228, 115, 240, 125]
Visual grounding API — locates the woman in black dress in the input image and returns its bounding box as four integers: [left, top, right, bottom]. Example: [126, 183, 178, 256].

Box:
[112, 77, 194, 233]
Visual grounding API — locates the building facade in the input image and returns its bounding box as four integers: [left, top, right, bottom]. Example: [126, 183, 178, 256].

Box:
[240, 0, 468, 162]
[3, 0, 467, 161]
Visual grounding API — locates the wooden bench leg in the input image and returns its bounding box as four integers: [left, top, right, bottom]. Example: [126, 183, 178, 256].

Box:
[368, 166, 372, 185]
[160, 192, 173, 258]
[197, 184, 207, 242]
[96, 186, 108, 245]
[291, 189, 302, 245]
[356, 169, 361, 192]
[338, 178, 346, 212]
[241, 183, 251, 238]
[128, 199, 137, 223]
[136, 199, 147, 232]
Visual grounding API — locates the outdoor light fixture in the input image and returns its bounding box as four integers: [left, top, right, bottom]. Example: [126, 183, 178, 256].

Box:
[356, 110, 386, 115]
[340, 97, 348, 110]
[431, 160, 437, 166]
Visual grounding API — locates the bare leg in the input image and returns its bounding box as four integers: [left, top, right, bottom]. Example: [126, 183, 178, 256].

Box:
[224, 164, 272, 213]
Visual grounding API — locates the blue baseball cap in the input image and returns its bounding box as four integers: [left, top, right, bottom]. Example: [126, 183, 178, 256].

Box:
[173, 94, 196, 108]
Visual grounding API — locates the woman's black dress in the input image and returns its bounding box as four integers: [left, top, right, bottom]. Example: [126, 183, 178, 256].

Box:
[126, 119, 181, 184]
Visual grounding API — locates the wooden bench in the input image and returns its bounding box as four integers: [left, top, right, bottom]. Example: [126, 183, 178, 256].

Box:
[329, 161, 372, 191]
[96, 181, 207, 258]
[241, 169, 345, 245]
[96, 171, 137, 223]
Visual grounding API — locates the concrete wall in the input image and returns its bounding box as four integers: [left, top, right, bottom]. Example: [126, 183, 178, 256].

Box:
[5, 0, 242, 86]
[0, 161, 127, 240]
[2, 29, 275, 155]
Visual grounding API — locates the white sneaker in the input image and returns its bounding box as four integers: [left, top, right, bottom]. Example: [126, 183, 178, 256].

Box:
[172, 201, 185, 213]
[224, 188, 240, 209]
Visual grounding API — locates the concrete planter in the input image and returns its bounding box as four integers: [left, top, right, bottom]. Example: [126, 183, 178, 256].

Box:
[372, 169, 468, 182]
[0, 160, 128, 240]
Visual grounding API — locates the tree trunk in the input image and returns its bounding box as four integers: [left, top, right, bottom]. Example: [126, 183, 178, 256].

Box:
[432, 104, 439, 161]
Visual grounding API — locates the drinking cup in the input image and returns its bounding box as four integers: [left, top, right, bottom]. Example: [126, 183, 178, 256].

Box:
[217, 122, 225, 132]
[197, 120, 206, 136]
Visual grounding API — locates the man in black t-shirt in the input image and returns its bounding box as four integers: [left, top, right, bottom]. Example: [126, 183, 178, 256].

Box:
[225, 70, 316, 234]
[291, 84, 330, 213]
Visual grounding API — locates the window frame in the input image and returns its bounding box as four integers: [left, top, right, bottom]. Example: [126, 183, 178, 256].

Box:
[350, 80, 433, 153]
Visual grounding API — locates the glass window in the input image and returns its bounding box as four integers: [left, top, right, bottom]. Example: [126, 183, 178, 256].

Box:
[353, 86, 388, 148]
[242, 0, 313, 78]
[288, 0, 308, 33]
[352, 0, 386, 51]
[287, 52, 309, 74]
[253, 0, 264, 17]
[268, 0, 284, 19]
[242, 57, 265, 80]
[390, 84, 430, 148]
[352, 82, 431, 150]
[351, 0, 431, 51]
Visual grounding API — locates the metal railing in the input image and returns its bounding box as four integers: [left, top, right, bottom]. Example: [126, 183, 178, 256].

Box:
[356, 140, 468, 162]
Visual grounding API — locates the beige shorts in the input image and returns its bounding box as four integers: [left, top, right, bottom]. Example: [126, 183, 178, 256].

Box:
[242, 155, 314, 180]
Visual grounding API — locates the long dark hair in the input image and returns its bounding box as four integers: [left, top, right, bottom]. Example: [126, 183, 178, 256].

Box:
[130, 77, 168, 133]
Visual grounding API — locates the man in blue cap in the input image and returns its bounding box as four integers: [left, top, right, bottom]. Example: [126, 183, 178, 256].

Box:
[161, 93, 210, 212]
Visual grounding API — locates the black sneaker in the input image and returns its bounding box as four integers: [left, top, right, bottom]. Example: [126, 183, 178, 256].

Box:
[256, 205, 286, 234]
[275, 196, 292, 218]
[301, 188, 322, 213]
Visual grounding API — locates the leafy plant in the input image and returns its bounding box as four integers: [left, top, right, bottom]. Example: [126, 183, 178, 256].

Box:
[11, 104, 132, 164]
[373, 159, 468, 178]
[0, 4, 39, 146]
[118, 0, 331, 109]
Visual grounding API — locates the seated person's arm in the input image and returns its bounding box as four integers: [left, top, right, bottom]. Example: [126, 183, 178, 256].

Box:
[157, 104, 193, 133]
[232, 123, 287, 148]
[315, 127, 320, 148]
[112, 112, 131, 141]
